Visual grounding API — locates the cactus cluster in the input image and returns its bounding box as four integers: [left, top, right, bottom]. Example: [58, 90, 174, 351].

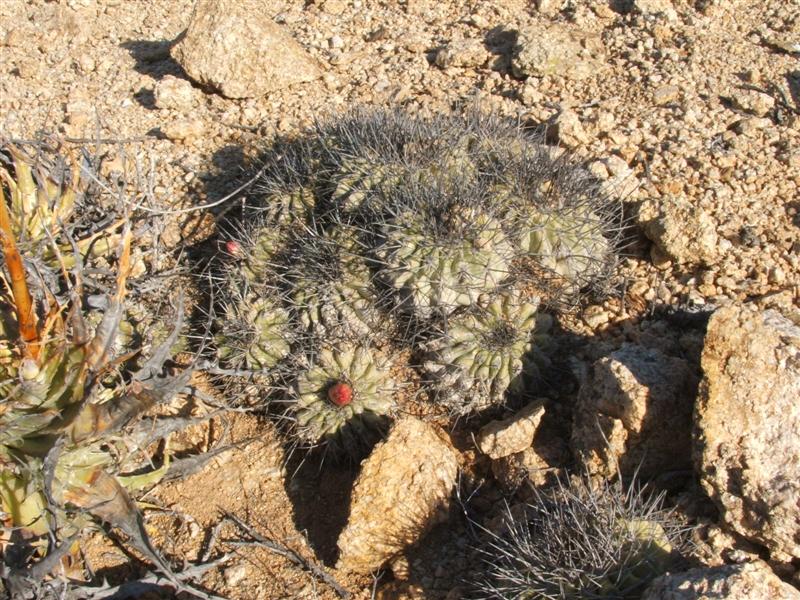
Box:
[471, 475, 687, 600]
[212, 108, 620, 450]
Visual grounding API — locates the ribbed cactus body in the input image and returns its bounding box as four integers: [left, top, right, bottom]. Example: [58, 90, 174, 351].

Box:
[423, 291, 541, 413]
[376, 210, 514, 319]
[294, 343, 396, 450]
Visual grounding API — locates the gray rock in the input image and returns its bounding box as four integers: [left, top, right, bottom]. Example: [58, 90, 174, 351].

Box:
[512, 24, 603, 80]
[638, 196, 719, 266]
[477, 401, 545, 459]
[172, 0, 322, 99]
[572, 344, 698, 479]
[642, 561, 800, 599]
[696, 304, 800, 563]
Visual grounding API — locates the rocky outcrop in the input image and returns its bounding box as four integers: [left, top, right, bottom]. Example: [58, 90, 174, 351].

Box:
[172, 0, 322, 98]
[572, 344, 698, 479]
[695, 304, 800, 563]
[337, 418, 458, 574]
[512, 24, 604, 80]
[642, 561, 800, 600]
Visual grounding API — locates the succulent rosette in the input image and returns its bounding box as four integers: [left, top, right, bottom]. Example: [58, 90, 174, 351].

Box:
[293, 343, 397, 451]
[422, 290, 543, 413]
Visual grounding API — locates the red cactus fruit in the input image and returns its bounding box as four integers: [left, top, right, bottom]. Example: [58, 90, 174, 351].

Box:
[225, 240, 243, 257]
[327, 381, 353, 407]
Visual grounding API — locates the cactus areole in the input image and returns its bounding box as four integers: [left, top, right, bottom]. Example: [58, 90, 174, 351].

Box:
[328, 380, 353, 407]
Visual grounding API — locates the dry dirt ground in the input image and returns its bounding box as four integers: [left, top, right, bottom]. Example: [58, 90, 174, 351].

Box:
[2, 0, 799, 598]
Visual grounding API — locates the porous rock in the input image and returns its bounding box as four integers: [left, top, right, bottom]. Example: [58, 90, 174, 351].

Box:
[512, 24, 603, 80]
[696, 304, 800, 563]
[572, 344, 698, 479]
[642, 561, 800, 600]
[337, 417, 459, 574]
[638, 196, 719, 266]
[172, 0, 322, 99]
[477, 401, 545, 459]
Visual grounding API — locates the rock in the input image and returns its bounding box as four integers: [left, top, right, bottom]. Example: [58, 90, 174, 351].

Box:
[572, 344, 698, 479]
[337, 418, 458, 574]
[642, 561, 800, 600]
[731, 88, 775, 117]
[638, 196, 719, 266]
[172, 0, 323, 99]
[696, 304, 800, 563]
[153, 75, 196, 111]
[477, 401, 545, 459]
[492, 432, 568, 490]
[549, 109, 589, 147]
[434, 38, 490, 69]
[162, 118, 205, 142]
[635, 0, 679, 22]
[653, 84, 680, 105]
[512, 24, 603, 80]
[533, 0, 560, 16]
[589, 155, 640, 200]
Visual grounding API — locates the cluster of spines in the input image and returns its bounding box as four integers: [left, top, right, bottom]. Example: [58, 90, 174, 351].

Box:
[471, 474, 688, 600]
[211, 108, 621, 450]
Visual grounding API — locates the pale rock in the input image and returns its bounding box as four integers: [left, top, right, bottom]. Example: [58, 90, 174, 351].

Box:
[638, 196, 719, 266]
[534, 0, 560, 16]
[154, 75, 197, 111]
[337, 418, 458, 574]
[172, 0, 323, 99]
[642, 561, 800, 600]
[635, 0, 679, 22]
[550, 109, 589, 147]
[321, 0, 347, 15]
[572, 344, 698, 479]
[434, 38, 490, 69]
[512, 24, 603, 80]
[477, 401, 545, 459]
[731, 88, 775, 117]
[223, 563, 249, 588]
[162, 119, 205, 142]
[696, 304, 800, 562]
[653, 84, 680, 105]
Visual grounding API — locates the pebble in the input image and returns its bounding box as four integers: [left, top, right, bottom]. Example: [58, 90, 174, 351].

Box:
[154, 75, 197, 112]
[162, 119, 205, 142]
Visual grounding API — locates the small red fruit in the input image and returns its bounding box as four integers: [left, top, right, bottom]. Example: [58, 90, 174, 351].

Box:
[327, 381, 353, 407]
[225, 240, 243, 257]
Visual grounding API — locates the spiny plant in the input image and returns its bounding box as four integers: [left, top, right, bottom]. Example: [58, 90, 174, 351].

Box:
[0, 144, 223, 598]
[210, 107, 621, 452]
[471, 474, 688, 600]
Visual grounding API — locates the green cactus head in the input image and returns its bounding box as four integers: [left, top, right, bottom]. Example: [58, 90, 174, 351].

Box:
[292, 342, 397, 455]
[423, 290, 543, 414]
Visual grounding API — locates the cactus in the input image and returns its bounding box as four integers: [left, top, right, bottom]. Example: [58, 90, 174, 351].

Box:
[281, 224, 385, 339]
[374, 184, 515, 319]
[422, 290, 543, 413]
[292, 342, 397, 454]
[471, 475, 687, 600]
[212, 107, 620, 432]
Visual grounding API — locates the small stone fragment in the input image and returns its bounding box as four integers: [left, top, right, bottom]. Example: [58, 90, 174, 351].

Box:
[162, 119, 205, 142]
[642, 561, 800, 600]
[550, 109, 589, 147]
[635, 0, 679, 22]
[153, 75, 197, 111]
[638, 196, 719, 266]
[337, 417, 458, 574]
[477, 401, 545, 459]
[434, 38, 490, 69]
[172, 0, 323, 98]
[572, 344, 698, 479]
[696, 304, 800, 563]
[731, 88, 775, 117]
[653, 84, 680, 105]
